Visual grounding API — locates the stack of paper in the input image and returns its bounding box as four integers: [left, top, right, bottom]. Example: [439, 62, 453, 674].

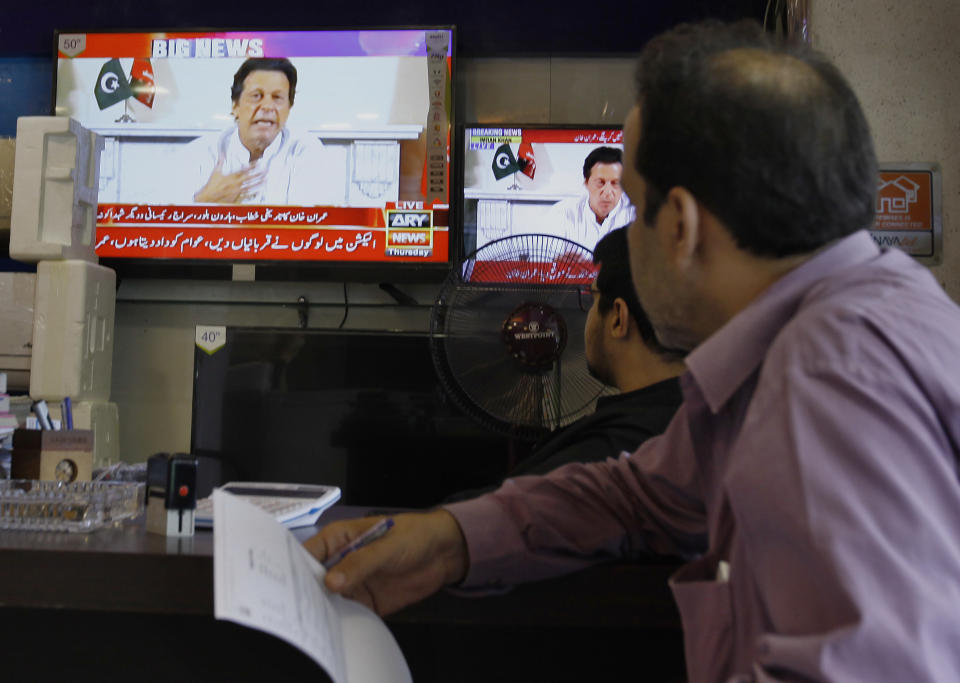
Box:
[213, 490, 412, 683]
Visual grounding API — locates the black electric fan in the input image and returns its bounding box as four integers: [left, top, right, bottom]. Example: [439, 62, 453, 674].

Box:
[430, 234, 608, 440]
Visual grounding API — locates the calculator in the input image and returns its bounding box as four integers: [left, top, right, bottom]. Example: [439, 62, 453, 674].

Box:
[195, 482, 341, 529]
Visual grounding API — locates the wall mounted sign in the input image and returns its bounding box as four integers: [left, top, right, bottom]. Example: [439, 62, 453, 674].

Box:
[870, 163, 942, 264]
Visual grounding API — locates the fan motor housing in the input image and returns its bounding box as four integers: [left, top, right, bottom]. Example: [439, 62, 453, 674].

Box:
[501, 302, 568, 370]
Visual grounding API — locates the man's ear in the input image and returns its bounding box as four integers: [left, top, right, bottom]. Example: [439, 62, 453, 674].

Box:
[609, 298, 631, 340]
[660, 186, 702, 271]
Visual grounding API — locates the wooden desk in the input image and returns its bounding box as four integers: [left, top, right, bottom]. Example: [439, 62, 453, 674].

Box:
[0, 507, 685, 682]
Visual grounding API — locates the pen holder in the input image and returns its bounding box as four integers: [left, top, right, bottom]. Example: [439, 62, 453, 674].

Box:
[10, 429, 94, 483]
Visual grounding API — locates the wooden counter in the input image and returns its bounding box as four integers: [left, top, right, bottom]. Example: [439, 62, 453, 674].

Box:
[0, 507, 686, 682]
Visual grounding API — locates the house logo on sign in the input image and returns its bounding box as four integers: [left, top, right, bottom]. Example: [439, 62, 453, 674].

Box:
[877, 175, 921, 214]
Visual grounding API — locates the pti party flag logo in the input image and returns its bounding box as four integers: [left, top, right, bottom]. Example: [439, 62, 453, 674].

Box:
[492, 143, 520, 180]
[518, 141, 536, 179]
[94, 58, 133, 110]
[130, 58, 157, 108]
[492, 142, 535, 182]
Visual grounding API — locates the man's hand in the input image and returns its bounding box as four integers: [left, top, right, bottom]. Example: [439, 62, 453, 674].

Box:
[303, 509, 469, 616]
[194, 158, 265, 203]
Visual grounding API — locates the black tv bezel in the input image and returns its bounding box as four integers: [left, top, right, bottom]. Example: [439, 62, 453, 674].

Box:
[456, 121, 626, 260]
[51, 25, 460, 284]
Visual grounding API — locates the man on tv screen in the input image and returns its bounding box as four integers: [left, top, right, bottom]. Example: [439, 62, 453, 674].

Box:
[540, 146, 636, 249]
[181, 57, 342, 206]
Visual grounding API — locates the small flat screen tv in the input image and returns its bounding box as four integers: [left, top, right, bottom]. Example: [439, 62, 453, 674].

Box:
[53, 28, 456, 279]
[459, 123, 633, 257]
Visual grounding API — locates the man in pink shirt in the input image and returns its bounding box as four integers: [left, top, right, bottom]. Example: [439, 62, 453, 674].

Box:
[306, 20, 960, 682]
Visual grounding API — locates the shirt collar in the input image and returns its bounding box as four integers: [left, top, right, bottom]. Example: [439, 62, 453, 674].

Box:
[595, 377, 683, 410]
[580, 194, 625, 228]
[684, 230, 881, 413]
[228, 126, 286, 164]
[260, 128, 286, 162]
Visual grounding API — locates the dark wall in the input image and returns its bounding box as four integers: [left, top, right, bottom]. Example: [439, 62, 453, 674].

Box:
[3, 1, 764, 57]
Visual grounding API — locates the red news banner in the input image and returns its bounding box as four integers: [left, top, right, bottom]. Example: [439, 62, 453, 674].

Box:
[467, 259, 597, 285]
[95, 203, 450, 262]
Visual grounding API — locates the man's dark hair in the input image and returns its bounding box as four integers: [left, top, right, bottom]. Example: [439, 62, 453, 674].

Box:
[582, 146, 623, 180]
[593, 228, 684, 361]
[231, 58, 298, 106]
[633, 20, 877, 257]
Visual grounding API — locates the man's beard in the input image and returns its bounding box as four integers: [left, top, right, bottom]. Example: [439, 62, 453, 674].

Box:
[586, 358, 612, 387]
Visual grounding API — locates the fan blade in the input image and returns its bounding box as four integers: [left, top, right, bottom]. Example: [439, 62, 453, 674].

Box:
[450, 346, 551, 429]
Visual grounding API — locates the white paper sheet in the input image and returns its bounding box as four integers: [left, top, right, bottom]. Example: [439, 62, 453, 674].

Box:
[213, 490, 411, 683]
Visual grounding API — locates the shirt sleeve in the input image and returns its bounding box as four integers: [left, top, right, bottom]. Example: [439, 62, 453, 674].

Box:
[536, 197, 578, 241]
[445, 404, 708, 589]
[287, 136, 345, 206]
[174, 135, 218, 203]
[729, 360, 960, 682]
[510, 420, 661, 477]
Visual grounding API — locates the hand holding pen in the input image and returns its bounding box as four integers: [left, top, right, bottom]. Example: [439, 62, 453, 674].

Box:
[303, 510, 469, 616]
[323, 517, 394, 570]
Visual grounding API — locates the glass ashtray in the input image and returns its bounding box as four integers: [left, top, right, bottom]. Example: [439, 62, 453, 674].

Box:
[0, 479, 145, 533]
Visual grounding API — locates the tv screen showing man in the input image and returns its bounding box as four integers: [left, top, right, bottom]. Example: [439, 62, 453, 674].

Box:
[538, 146, 635, 248]
[53, 29, 455, 264]
[461, 128, 635, 254]
[180, 57, 342, 206]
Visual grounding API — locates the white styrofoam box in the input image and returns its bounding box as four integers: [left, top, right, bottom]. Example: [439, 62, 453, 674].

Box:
[0, 271, 36, 356]
[0, 137, 16, 232]
[0, 272, 35, 391]
[30, 260, 115, 401]
[69, 400, 120, 468]
[9, 117, 103, 263]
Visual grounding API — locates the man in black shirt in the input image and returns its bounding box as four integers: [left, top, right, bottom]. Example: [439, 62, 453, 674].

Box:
[452, 227, 685, 499]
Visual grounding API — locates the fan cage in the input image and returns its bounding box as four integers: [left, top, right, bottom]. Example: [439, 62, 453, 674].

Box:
[430, 233, 607, 440]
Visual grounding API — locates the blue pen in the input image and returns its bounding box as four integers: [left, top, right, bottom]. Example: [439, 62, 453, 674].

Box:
[323, 517, 395, 570]
[61, 397, 73, 430]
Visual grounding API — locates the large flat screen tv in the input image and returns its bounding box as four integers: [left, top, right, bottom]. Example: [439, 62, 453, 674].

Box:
[53, 28, 456, 279]
[459, 123, 632, 257]
[190, 328, 515, 507]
